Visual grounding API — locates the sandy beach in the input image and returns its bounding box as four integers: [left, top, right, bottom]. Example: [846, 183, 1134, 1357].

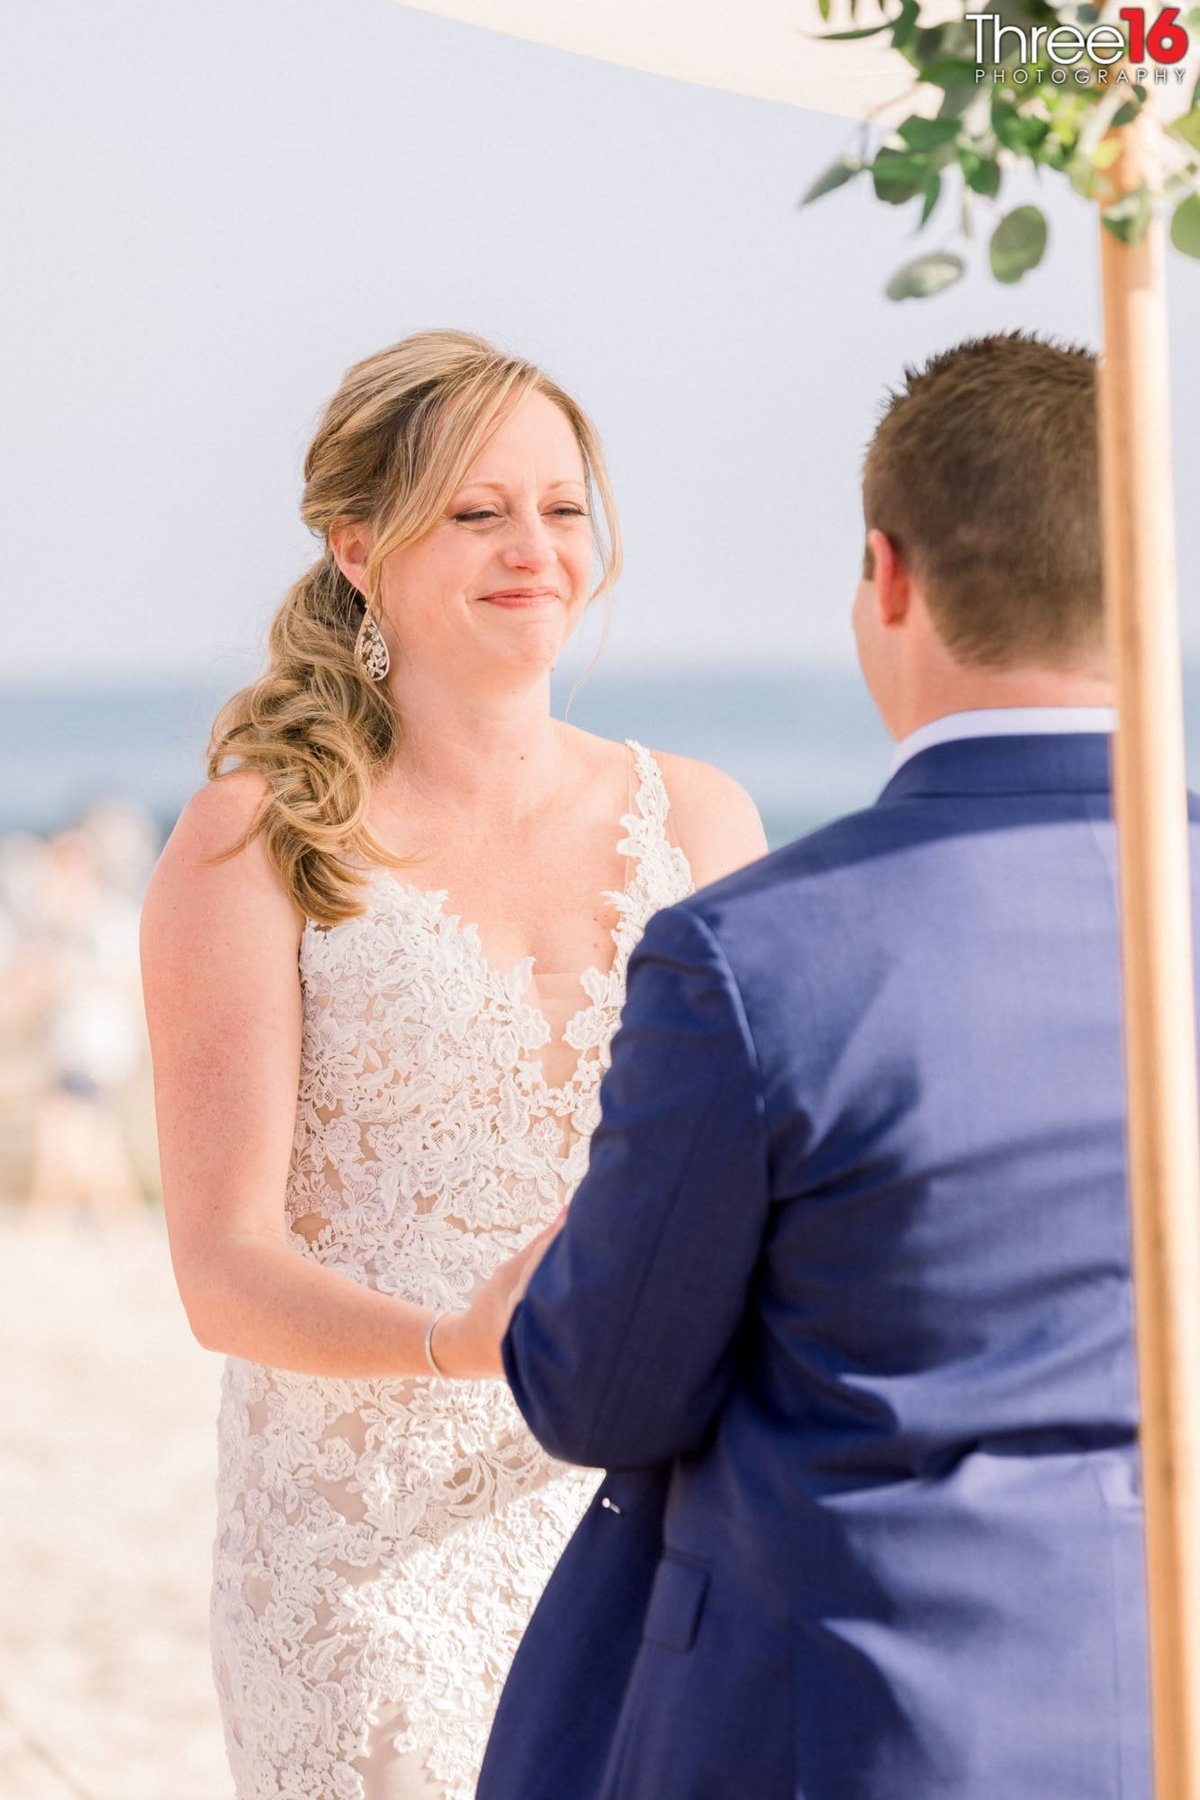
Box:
[0, 1216, 231, 1799]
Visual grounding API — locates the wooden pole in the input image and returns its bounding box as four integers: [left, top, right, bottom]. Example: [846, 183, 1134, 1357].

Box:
[1098, 112, 1200, 1800]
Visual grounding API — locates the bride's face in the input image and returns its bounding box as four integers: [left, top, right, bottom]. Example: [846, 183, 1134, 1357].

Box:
[370, 390, 595, 685]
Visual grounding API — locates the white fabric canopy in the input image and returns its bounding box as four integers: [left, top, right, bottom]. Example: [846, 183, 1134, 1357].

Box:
[394, 0, 1198, 123]
[393, 0, 924, 119]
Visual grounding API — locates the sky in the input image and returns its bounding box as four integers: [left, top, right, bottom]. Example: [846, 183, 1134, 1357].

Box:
[3, 0, 1199, 687]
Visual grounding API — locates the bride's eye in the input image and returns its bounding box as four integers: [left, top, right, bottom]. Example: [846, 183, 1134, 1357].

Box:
[452, 509, 499, 523]
[549, 507, 588, 518]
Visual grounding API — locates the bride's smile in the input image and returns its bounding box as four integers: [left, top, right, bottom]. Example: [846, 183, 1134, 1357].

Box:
[475, 586, 561, 607]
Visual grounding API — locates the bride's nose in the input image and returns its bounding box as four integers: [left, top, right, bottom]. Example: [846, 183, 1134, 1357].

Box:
[499, 510, 557, 573]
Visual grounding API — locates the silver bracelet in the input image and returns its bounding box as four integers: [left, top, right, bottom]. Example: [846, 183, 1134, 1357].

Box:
[423, 1308, 448, 1376]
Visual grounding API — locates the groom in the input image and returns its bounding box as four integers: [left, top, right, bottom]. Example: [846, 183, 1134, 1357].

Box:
[455, 333, 1164, 1797]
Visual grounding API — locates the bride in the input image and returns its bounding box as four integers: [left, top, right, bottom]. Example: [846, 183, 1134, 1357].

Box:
[140, 330, 766, 1800]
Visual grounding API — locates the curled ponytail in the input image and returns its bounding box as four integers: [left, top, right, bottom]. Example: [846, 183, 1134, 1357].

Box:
[207, 551, 401, 925]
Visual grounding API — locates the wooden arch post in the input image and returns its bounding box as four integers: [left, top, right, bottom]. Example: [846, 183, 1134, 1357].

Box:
[1098, 110, 1200, 1800]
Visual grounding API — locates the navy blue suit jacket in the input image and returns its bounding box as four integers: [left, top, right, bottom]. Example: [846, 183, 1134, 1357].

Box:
[478, 735, 1161, 1800]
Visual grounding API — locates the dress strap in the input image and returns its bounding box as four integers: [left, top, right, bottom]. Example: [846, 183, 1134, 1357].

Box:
[614, 741, 694, 907]
[620, 740, 671, 846]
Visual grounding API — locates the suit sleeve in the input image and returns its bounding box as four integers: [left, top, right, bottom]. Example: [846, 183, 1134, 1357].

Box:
[502, 901, 770, 1469]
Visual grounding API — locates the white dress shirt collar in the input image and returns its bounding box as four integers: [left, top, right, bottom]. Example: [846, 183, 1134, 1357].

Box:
[890, 707, 1117, 776]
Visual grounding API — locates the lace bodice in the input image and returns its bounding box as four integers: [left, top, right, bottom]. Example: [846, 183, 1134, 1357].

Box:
[212, 742, 694, 1800]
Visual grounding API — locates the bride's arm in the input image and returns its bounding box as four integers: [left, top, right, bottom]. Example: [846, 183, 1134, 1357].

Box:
[650, 752, 769, 887]
[140, 770, 446, 1379]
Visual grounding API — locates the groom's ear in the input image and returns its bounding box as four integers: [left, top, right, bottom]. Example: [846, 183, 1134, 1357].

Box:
[866, 529, 912, 630]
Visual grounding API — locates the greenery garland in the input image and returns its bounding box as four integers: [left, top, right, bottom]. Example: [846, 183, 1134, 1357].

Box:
[802, 0, 1200, 296]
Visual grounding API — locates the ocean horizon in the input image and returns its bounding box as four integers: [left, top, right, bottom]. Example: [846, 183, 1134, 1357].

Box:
[5, 665, 1200, 852]
[0, 667, 893, 850]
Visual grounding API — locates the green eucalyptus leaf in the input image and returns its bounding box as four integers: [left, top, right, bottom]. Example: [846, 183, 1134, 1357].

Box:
[919, 171, 943, 226]
[1067, 153, 1097, 199]
[799, 154, 864, 206]
[938, 79, 988, 123]
[891, 0, 921, 50]
[992, 101, 1051, 156]
[1102, 184, 1152, 245]
[912, 24, 950, 61]
[959, 147, 1002, 197]
[872, 147, 930, 204]
[885, 251, 966, 301]
[817, 0, 831, 19]
[921, 56, 980, 87]
[1113, 91, 1149, 129]
[821, 16, 897, 39]
[1048, 100, 1087, 149]
[898, 115, 962, 151]
[989, 204, 1048, 282]
[1170, 193, 1200, 257]
[1168, 109, 1200, 155]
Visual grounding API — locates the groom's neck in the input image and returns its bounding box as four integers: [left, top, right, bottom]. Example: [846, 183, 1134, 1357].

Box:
[891, 664, 1117, 744]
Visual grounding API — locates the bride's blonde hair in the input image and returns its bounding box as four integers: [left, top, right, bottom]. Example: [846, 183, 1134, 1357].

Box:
[208, 330, 622, 926]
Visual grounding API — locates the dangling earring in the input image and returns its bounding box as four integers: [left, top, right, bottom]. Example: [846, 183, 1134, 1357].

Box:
[355, 604, 390, 682]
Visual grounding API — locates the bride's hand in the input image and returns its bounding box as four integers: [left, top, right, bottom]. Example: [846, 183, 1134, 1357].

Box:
[432, 1212, 565, 1379]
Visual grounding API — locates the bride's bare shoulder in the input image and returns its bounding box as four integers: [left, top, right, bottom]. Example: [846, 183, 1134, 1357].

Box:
[167, 769, 274, 857]
[142, 771, 301, 942]
[645, 749, 768, 888]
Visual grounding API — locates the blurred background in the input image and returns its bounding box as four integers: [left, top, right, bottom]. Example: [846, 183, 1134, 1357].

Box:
[2, 1, 1198, 1795]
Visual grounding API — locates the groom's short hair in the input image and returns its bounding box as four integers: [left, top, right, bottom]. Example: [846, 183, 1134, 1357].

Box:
[863, 333, 1102, 669]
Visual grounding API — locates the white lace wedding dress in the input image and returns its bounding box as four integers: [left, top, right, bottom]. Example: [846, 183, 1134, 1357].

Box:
[211, 742, 693, 1800]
